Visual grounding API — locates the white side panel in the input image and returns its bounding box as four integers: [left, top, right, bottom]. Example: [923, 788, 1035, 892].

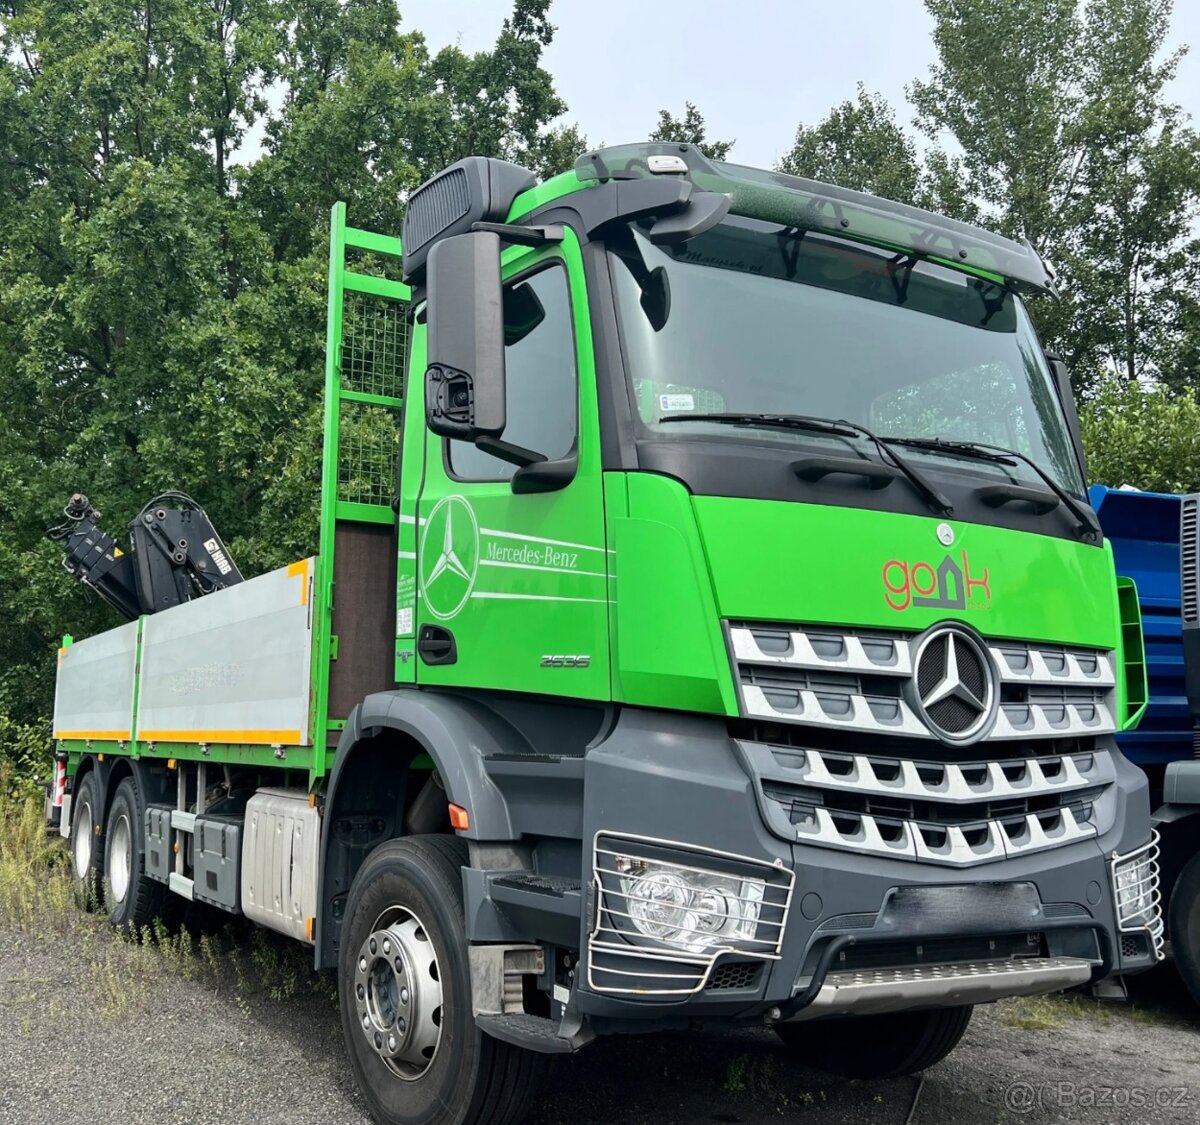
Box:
[136, 559, 314, 745]
[242, 788, 320, 942]
[52, 620, 139, 740]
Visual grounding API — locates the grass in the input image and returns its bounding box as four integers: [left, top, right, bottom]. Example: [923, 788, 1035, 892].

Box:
[1004, 995, 1068, 1030]
[0, 786, 76, 935]
[0, 791, 336, 1024]
[1002, 989, 1173, 1031]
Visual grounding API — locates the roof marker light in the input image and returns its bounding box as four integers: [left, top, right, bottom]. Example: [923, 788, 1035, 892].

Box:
[647, 154, 689, 174]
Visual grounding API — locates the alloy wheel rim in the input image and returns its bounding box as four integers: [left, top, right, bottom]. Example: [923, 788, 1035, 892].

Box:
[354, 907, 443, 1080]
[105, 812, 131, 904]
[72, 800, 93, 879]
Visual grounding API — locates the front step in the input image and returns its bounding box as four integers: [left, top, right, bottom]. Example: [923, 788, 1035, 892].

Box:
[486, 873, 583, 948]
[787, 955, 1095, 1021]
[477, 1012, 582, 1054]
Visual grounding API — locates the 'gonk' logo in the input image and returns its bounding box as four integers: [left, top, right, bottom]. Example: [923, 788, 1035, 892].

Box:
[420, 495, 479, 620]
[882, 550, 991, 612]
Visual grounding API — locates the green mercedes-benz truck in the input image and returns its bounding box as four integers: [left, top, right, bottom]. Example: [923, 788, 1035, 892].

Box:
[49, 143, 1162, 1125]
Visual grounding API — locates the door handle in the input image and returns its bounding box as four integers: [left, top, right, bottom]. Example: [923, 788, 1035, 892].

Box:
[418, 625, 457, 666]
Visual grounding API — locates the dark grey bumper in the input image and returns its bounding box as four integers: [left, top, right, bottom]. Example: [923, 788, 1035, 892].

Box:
[575, 709, 1158, 1026]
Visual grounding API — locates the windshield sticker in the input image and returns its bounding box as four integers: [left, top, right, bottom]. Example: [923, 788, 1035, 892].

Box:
[883, 550, 991, 612]
[659, 393, 695, 412]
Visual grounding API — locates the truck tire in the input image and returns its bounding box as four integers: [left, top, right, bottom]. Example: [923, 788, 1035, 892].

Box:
[1169, 850, 1200, 1007]
[775, 1005, 972, 1078]
[339, 835, 546, 1125]
[103, 777, 166, 934]
[69, 771, 104, 910]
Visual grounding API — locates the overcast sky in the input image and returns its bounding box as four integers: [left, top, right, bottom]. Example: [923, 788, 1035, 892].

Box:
[403, 0, 1200, 170]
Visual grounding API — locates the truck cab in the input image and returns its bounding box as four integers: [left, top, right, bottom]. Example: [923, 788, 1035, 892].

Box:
[53, 143, 1162, 1125]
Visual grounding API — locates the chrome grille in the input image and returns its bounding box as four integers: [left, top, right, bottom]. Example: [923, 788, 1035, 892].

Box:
[735, 738, 1117, 869]
[729, 622, 1116, 741]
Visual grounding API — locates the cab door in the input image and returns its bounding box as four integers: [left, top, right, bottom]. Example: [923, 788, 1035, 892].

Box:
[413, 231, 610, 699]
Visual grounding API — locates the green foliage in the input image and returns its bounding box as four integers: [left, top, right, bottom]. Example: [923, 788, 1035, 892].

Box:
[782, 1, 1200, 397]
[1080, 376, 1200, 492]
[912, 0, 1200, 388]
[778, 84, 977, 220]
[0, 0, 580, 770]
[0, 716, 49, 801]
[649, 101, 733, 161]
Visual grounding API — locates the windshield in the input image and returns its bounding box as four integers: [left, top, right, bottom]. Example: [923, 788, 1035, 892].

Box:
[608, 216, 1084, 495]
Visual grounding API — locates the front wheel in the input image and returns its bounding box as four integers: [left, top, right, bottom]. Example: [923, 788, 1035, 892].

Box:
[775, 1005, 972, 1078]
[339, 835, 545, 1125]
[1169, 850, 1200, 1007]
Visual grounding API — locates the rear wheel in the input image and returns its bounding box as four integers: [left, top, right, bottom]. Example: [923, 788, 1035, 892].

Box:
[775, 1005, 972, 1078]
[103, 777, 166, 933]
[1168, 851, 1200, 1007]
[69, 771, 104, 910]
[339, 835, 546, 1125]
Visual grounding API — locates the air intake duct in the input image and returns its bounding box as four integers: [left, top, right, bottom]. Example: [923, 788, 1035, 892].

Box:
[401, 157, 536, 283]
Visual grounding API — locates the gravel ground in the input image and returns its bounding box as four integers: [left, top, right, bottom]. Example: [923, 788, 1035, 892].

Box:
[2, 911, 1199, 1125]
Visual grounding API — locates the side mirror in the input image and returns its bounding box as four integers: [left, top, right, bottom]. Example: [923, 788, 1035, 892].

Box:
[425, 231, 506, 440]
[503, 281, 546, 346]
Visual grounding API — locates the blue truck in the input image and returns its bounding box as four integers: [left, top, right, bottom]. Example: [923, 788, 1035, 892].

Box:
[1092, 485, 1200, 1005]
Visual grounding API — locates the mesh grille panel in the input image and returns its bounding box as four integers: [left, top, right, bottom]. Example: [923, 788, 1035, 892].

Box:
[1183, 496, 1199, 624]
[706, 961, 762, 991]
[404, 167, 469, 253]
[960, 647, 986, 697]
[341, 292, 408, 399]
[338, 400, 399, 506]
[917, 637, 946, 694]
[928, 695, 978, 734]
[337, 290, 406, 508]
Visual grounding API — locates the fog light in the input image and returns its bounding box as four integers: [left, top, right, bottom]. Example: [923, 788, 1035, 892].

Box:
[1110, 832, 1164, 960]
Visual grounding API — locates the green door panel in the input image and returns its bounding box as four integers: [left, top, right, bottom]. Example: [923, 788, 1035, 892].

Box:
[414, 230, 611, 700]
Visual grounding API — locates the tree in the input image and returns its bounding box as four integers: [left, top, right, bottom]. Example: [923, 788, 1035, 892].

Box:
[910, 0, 1200, 388]
[780, 85, 922, 201]
[1079, 376, 1200, 492]
[649, 101, 733, 161]
[0, 0, 581, 765]
[777, 84, 978, 220]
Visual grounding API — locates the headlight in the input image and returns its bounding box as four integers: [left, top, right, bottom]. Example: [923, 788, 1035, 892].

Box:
[615, 854, 766, 954]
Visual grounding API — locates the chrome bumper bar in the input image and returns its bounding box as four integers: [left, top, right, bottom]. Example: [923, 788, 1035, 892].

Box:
[784, 955, 1094, 1021]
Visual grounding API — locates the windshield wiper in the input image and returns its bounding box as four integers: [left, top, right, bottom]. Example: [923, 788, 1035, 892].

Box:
[658, 412, 953, 515]
[657, 412, 859, 438]
[884, 436, 1100, 540]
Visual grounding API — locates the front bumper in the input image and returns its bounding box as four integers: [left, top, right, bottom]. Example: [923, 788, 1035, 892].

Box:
[575, 709, 1160, 1027]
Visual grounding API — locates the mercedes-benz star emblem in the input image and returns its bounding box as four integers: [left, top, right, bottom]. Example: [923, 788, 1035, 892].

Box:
[420, 495, 479, 620]
[910, 625, 997, 744]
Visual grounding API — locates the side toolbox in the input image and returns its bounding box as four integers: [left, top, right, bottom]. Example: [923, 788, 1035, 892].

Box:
[242, 788, 320, 942]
